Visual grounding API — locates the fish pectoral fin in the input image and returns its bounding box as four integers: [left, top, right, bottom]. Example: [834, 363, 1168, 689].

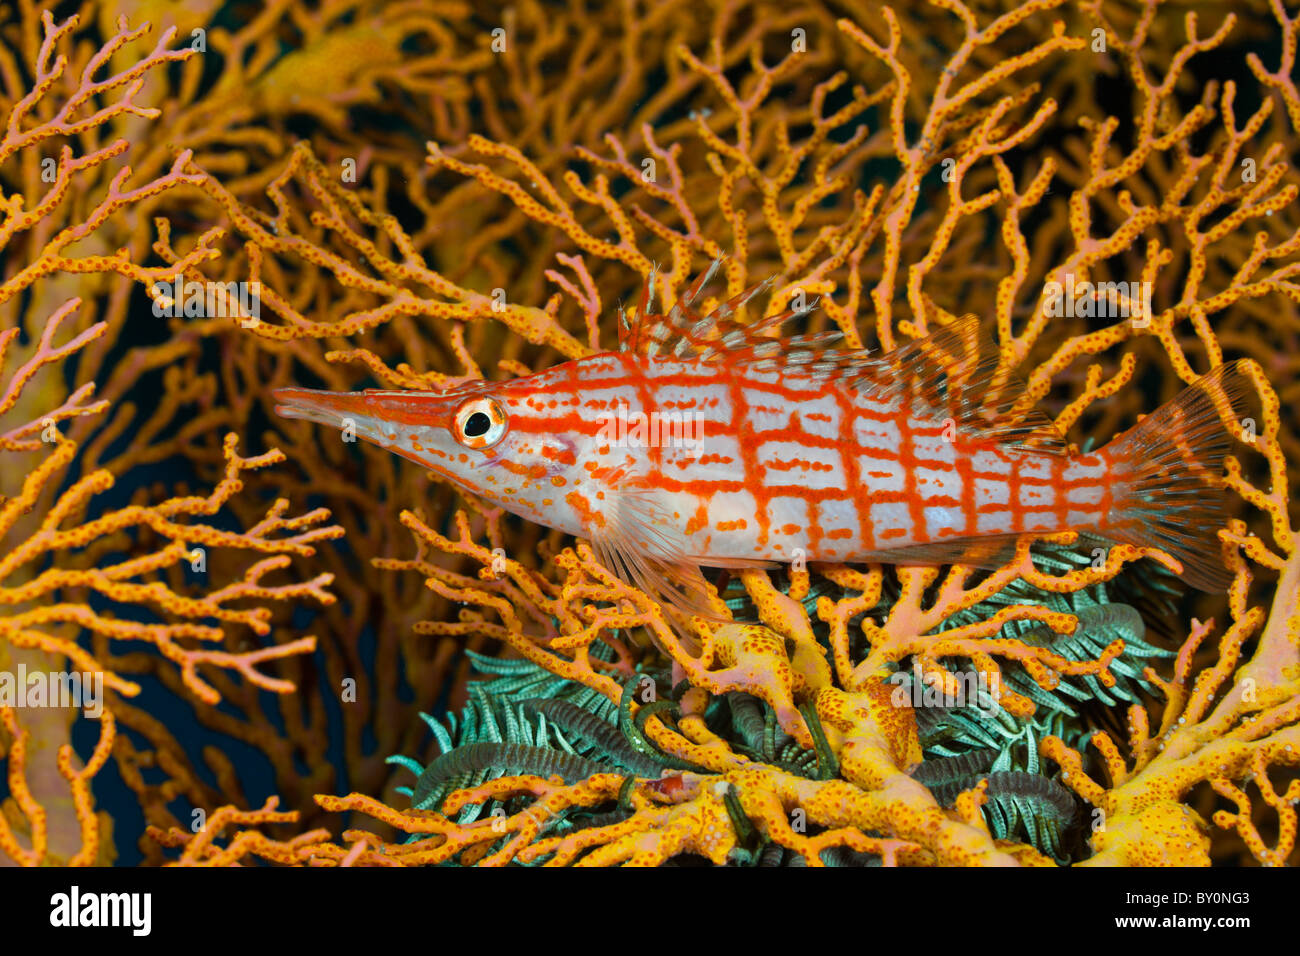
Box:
[591, 540, 729, 623]
[587, 482, 730, 623]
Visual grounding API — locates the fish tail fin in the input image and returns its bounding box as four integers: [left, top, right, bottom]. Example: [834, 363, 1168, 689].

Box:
[1097, 360, 1255, 591]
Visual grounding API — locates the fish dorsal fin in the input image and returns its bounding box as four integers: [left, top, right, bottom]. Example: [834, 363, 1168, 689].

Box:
[868, 316, 1066, 454]
[619, 261, 1062, 453]
[737, 311, 1064, 453]
[618, 257, 842, 361]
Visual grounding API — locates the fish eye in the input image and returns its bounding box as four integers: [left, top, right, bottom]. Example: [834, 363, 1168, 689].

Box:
[453, 396, 508, 449]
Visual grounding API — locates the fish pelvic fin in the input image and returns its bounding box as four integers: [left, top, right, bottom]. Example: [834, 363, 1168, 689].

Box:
[1096, 360, 1256, 591]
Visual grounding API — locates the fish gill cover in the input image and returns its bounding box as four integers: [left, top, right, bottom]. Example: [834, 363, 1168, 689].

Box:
[0, 0, 1296, 869]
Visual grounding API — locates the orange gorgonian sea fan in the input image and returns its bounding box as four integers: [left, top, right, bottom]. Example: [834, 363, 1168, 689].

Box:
[0, 9, 342, 864]
[1, 0, 1297, 868]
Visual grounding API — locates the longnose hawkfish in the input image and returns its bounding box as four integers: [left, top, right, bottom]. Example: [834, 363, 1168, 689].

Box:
[273, 259, 1249, 620]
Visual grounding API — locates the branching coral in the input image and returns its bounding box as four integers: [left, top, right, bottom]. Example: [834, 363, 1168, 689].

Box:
[2, 0, 1297, 867]
[0, 9, 341, 865]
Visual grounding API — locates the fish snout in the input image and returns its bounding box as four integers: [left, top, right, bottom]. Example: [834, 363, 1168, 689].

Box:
[271, 388, 457, 434]
[272, 388, 365, 430]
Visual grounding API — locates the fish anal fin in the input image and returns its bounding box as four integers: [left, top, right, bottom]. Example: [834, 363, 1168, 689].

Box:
[691, 555, 782, 571]
[856, 534, 1029, 572]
